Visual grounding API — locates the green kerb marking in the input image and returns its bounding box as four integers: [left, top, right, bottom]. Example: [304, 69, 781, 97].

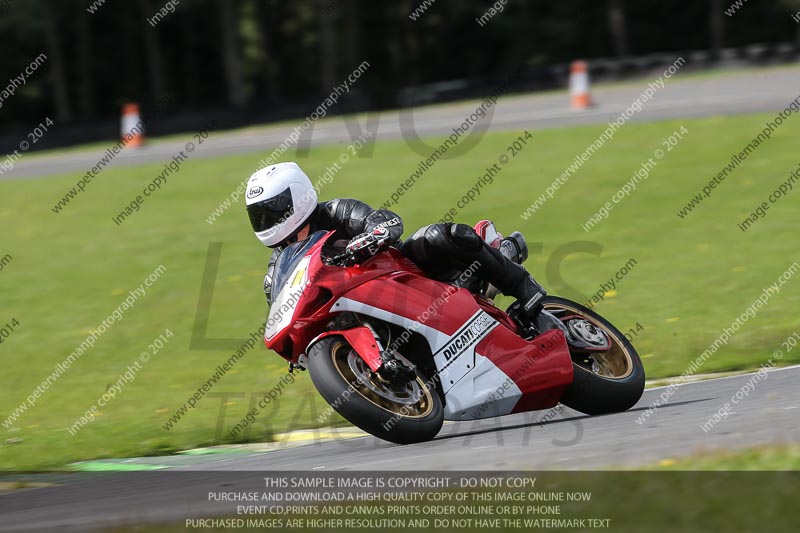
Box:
[69, 461, 168, 472]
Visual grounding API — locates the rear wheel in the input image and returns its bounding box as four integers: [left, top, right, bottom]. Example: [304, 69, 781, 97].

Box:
[307, 336, 443, 444]
[540, 296, 645, 415]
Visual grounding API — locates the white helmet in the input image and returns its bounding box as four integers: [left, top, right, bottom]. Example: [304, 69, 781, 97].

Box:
[245, 162, 318, 247]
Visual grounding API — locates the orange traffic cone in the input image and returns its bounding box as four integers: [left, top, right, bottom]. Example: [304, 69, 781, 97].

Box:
[121, 103, 145, 147]
[569, 60, 592, 109]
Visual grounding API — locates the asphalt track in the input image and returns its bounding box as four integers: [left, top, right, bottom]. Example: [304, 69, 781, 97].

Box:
[163, 364, 800, 471]
[5, 65, 800, 181]
[1, 365, 798, 531]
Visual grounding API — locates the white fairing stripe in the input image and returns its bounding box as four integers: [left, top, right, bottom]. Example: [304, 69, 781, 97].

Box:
[443, 352, 522, 420]
[433, 310, 498, 395]
[331, 297, 451, 350]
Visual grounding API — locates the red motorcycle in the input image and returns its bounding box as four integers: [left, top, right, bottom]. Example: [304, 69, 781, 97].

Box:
[263, 223, 644, 444]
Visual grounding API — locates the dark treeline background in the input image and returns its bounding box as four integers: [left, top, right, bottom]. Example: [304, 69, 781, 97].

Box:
[1, 0, 800, 139]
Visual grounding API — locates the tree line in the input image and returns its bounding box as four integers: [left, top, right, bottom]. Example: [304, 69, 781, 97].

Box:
[0, 0, 799, 128]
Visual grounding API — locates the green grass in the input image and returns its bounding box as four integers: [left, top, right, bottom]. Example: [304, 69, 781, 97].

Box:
[649, 444, 800, 470]
[1, 110, 798, 470]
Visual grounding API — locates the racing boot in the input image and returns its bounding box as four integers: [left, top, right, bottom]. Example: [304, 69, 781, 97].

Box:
[498, 256, 546, 323]
[469, 238, 546, 323]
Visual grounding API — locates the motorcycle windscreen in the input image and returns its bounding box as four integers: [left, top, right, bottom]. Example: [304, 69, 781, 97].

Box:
[265, 231, 326, 340]
[268, 231, 327, 306]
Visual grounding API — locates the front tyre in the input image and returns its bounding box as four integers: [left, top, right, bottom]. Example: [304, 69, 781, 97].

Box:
[307, 336, 444, 444]
[540, 296, 645, 415]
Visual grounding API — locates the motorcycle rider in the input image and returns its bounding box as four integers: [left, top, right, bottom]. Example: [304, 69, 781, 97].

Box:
[244, 161, 547, 322]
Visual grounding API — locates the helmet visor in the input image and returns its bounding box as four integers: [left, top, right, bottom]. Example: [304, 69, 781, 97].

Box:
[247, 187, 295, 233]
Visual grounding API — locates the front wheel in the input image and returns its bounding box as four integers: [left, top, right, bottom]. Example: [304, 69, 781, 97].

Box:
[539, 296, 645, 415]
[307, 335, 444, 444]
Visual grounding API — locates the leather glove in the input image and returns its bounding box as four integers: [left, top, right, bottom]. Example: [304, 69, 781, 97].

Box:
[345, 227, 391, 264]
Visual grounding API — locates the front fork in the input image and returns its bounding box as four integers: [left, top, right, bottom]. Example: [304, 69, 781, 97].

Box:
[304, 313, 412, 379]
[360, 317, 416, 382]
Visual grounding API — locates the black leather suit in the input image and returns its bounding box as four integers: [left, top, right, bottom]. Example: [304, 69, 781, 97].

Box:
[265, 199, 403, 298]
[266, 198, 542, 312]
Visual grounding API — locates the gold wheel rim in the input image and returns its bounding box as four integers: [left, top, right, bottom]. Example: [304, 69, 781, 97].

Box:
[330, 341, 434, 419]
[543, 303, 634, 380]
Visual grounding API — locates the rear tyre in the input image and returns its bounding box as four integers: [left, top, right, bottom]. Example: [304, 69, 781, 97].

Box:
[541, 296, 645, 415]
[307, 335, 443, 444]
